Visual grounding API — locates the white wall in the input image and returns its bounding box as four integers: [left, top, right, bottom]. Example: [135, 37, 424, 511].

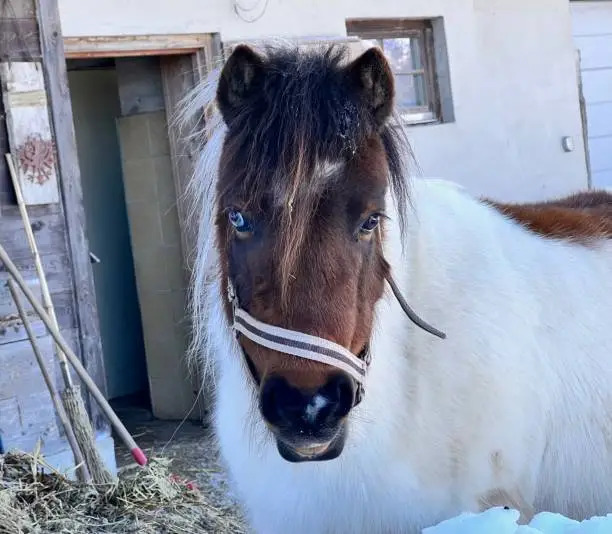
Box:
[58, 0, 589, 202]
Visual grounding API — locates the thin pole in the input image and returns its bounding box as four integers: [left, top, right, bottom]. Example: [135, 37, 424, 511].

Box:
[5, 153, 73, 387]
[6, 279, 92, 484]
[0, 244, 147, 467]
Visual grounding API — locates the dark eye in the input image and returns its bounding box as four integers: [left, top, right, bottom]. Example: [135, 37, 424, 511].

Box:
[359, 214, 380, 234]
[228, 209, 252, 234]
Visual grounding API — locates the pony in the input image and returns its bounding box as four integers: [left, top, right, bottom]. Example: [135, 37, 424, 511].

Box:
[181, 40, 612, 533]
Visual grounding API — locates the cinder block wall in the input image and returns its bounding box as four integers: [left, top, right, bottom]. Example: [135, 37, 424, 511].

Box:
[117, 110, 197, 420]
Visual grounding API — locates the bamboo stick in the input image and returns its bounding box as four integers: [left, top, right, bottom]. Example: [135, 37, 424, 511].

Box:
[0, 243, 148, 467]
[6, 279, 92, 484]
[5, 153, 73, 388]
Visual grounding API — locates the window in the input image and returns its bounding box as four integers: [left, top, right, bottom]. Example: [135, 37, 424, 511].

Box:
[346, 18, 443, 125]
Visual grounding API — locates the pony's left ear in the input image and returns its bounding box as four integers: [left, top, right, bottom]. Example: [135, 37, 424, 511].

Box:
[346, 47, 395, 127]
[217, 44, 265, 126]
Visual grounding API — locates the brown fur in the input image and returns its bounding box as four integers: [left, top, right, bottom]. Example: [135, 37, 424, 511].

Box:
[213, 44, 406, 392]
[217, 138, 390, 390]
[484, 190, 612, 243]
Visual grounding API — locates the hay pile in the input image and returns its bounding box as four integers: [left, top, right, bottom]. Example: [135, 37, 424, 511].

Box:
[0, 450, 246, 534]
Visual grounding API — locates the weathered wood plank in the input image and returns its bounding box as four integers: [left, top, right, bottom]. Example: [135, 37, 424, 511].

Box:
[0, 254, 74, 315]
[63, 34, 211, 59]
[36, 0, 108, 433]
[0, 205, 67, 258]
[0, 19, 41, 61]
[0, 61, 60, 204]
[0, 335, 62, 451]
[160, 55, 198, 274]
[159, 54, 203, 421]
[0, 335, 54, 397]
[0, 312, 47, 344]
[160, 35, 222, 421]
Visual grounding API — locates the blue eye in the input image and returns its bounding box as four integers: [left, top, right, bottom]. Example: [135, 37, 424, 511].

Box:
[360, 214, 380, 234]
[228, 209, 252, 233]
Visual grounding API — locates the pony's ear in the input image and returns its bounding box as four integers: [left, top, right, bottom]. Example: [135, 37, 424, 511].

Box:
[217, 44, 265, 126]
[346, 47, 395, 127]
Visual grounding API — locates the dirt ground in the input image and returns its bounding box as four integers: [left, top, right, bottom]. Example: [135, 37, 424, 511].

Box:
[112, 402, 249, 532]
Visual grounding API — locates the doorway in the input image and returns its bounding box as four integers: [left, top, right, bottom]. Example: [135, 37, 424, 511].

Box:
[65, 52, 206, 422]
[66, 59, 150, 410]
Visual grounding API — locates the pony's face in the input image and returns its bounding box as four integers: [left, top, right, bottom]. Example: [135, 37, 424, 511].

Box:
[214, 43, 406, 462]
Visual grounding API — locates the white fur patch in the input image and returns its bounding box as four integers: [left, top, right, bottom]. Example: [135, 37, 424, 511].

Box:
[304, 394, 328, 423]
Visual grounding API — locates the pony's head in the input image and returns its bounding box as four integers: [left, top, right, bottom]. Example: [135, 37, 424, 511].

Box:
[211, 42, 410, 462]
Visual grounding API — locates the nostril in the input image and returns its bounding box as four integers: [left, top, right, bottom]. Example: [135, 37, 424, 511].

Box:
[260, 376, 303, 426]
[325, 373, 355, 419]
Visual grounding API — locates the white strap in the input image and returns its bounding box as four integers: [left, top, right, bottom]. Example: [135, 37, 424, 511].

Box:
[232, 306, 367, 384]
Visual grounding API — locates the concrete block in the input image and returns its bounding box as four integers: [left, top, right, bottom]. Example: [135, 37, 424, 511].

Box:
[36, 431, 117, 481]
[147, 111, 171, 156]
[153, 156, 175, 212]
[164, 247, 186, 291]
[125, 201, 163, 252]
[122, 158, 158, 205]
[160, 204, 182, 247]
[117, 115, 150, 160]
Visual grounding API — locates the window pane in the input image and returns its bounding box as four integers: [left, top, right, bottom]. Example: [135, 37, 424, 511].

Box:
[382, 37, 423, 73]
[395, 73, 428, 109]
[362, 38, 382, 50]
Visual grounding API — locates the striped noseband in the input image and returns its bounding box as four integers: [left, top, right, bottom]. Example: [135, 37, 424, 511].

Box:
[227, 274, 445, 405]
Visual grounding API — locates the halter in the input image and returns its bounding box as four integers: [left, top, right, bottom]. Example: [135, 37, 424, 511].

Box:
[227, 274, 446, 405]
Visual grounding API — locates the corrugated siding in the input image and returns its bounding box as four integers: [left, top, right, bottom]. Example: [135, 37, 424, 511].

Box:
[571, 1, 612, 189]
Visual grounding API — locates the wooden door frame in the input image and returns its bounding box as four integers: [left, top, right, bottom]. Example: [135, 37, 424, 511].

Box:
[63, 33, 216, 59]
[575, 48, 592, 188]
[63, 31, 222, 276]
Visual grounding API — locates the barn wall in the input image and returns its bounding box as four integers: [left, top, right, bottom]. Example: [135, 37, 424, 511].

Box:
[0, 0, 67, 458]
[57, 0, 589, 202]
[0, 0, 115, 474]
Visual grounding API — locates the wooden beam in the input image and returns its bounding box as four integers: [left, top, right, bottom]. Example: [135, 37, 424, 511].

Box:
[160, 55, 199, 274]
[159, 34, 222, 421]
[159, 34, 223, 275]
[35, 0, 108, 433]
[63, 34, 212, 59]
[575, 49, 592, 189]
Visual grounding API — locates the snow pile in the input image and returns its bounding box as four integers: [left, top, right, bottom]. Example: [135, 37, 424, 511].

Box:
[423, 507, 612, 534]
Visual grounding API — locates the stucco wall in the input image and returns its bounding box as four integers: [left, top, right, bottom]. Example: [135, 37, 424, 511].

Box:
[57, 0, 588, 202]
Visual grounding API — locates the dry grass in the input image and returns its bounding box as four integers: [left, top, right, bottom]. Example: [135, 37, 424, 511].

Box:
[0, 449, 247, 534]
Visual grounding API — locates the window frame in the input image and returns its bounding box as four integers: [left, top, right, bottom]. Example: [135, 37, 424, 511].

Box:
[346, 18, 442, 125]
